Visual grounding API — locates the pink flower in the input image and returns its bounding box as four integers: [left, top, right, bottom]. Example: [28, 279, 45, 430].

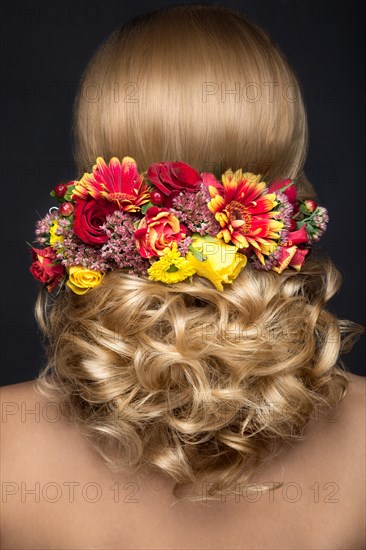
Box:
[201, 172, 221, 189]
[135, 206, 187, 258]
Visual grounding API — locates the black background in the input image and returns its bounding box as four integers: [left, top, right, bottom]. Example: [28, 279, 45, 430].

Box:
[0, 0, 365, 385]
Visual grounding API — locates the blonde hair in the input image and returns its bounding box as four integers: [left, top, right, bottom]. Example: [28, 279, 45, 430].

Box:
[73, 5, 308, 184]
[35, 5, 363, 502]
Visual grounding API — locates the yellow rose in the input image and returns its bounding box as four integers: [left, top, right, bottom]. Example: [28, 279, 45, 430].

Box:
[186, 235, 247, 291]
[66, 266, 104, 295]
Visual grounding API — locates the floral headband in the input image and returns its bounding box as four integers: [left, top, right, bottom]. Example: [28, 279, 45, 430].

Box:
[29, 157, 329, 295]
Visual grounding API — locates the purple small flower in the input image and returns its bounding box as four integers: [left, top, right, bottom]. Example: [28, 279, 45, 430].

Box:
[171, 183, 221, 236]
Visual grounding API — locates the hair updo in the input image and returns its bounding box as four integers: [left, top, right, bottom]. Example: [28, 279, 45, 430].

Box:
[35, 5, 363, 502]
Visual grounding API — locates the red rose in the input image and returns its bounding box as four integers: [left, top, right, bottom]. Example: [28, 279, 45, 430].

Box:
[268, 178, 297, 204]
[135, 206, 187, 258]
[286, 225, 309, 246]
[290, 247, 309, 270]
[147, 161, 202, 205]
[73, 199, 116, 244]
[273, 244, 309, 273]
[30, 247, 65, 292]
[271, 223, 310, 274]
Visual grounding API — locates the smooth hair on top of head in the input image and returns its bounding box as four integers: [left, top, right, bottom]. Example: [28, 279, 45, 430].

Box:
[74, 4, 308, 188]
[35, 5, 364, 502]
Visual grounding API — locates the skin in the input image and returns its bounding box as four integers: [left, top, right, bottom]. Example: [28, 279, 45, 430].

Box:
[0, 372, 365, 550]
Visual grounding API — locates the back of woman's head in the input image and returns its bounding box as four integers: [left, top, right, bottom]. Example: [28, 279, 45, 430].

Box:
[74, 4, 307, 185]
[35, 5, 363, 502]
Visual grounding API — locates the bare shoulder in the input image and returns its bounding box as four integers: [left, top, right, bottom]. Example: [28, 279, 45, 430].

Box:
[0, 375, 365, 549]
[300, 371, 365, 510]
[1, 378, 53, 404]
[0, 379, 72, 437]
[332, 371, 365, 432]
[1, 378, 53, 410]
[337, 371, 365, 464]
[342, 371, 366, 404]
[1, 379, 53, 436]
[0, 380, 96, 474]
[0, 381, 136, 549]
[305, 371, 365, 456]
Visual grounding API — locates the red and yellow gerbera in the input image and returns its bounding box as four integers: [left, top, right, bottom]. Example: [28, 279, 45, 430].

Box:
[206, 169, 284, 264]
[72, 156, 150, 212]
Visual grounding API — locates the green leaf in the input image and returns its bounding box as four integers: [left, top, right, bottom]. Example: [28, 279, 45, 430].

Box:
[188, 245, 206, 262]
[145, 178, 154, 188]
[277, 181, 293, 194]
[141, 201, 154, 214]
[300, 203, 311, 215]
[50, 190, 63, 203]
[63, 185, 75, 202]
[166, 265, 179, 273]
[202, 234, 219, 243]
[54, 275, 67, 297]
[25, 240, 35, 249]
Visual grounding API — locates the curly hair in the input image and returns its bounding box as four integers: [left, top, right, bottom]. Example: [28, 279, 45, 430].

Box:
[34, 5, 363, 502]
[35, 253, 362, 502]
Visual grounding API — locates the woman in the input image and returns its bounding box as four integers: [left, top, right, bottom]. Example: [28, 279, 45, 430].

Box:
[1, 5, 365, 549]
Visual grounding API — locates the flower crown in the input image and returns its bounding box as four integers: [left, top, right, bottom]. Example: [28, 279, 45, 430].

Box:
[29, 157, 329, 295]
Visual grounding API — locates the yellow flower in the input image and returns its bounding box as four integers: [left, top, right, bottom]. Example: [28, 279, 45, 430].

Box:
[148, 242, 196, 284]
[186, 235, 247, 291]
[66, 266, 104, 295]
[49, 221, 64, 249]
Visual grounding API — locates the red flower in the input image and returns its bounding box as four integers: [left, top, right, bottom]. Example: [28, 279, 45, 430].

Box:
[271, 226, 310, 274]
[272, 245, 309, 273]
[147, 161, 202, 205]
[268, 178, 301, 217]
[72, 157, 150, 212]
[30, 247, 65, 292]
[205, 170, 283, 263]
[268, 178, 297, 204]
[73, 199, 116, 245]
[290, 248, 309, 269]
[135, 206, 187, 258]
[304, 199, 317, 213]
[286, 225, 309, 246]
